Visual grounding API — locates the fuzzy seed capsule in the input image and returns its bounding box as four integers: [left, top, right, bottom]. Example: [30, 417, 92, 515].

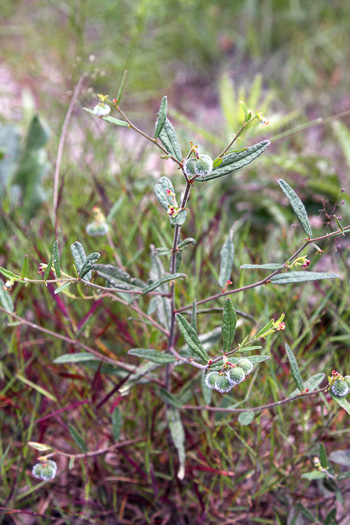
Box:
[331, 379, 349, 397]
[227, 366, 246, 385]
[236, 358, 253, 376]
[86, 221, 109, 237]
[183, 154, 213, 179]
[32, 460, 57, 481]
[215, 374, 233, 393]
[205, 371, 220, 389]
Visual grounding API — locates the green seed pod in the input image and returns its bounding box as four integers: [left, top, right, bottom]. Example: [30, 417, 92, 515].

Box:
[227, 366, 246, 385]
[183, 158, 197, 178]
[215, 374, 233, 393]
[205, 371, 220, 389]
[236, 358, 253, 376]
[32, 460, 57, 481]
[194, 154, 213, 179]
[344, 375, 350, 387]
[32, 463, 43, 479]
[331, 379, 349, 397]
[86, 221, 109, 237]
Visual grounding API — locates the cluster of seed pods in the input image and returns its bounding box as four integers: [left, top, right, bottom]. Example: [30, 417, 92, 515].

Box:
[205, 358, 254, 393]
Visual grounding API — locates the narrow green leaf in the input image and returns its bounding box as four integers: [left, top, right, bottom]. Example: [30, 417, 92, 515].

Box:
[142, 273, 186, 294]
[155, 247, 172, 256]
[270, 271, 339, 285]
[71, 241, 90, 281]
[154, 176, 175, 210]
[246, 355, 270, 363]
[0, 267, 19, 280]
[0, 278, 14, 312]
[54, 282, 71, 294]
[68, 457, 75, 470]
[44, 256, 53, 281]
[240, 100, 249, 121]
[84, 107, 129, 127]
[222, 297, 237, 352]
[128, 348, 176, 364]
[79, 252, 101, 279]
[116, 69, 128, 105]
[337, 472, 350, 480]
[68, 425, 87, 452]
[158, 118, 182, 162]
[238, 411, 255, 426]
[256, 319, 275, 338]
[240, 263, 284, 271]
[102, 115, 129, 127]
[285, 344, 304, 391]
[166, 407, 186, 479]
[53, 353, 101, 364]
[27, 442, 53, 452]
[301, 471, 327, 480]
[331, 393, 350, 415]
[93, 263, 143, 291]
[112, 407, 122, 442]
[175, 209, 187, 226]
[154, 96, 168, 139]
[219, 229, 234, 288]
[175, 313, 209, 362]
[198, 140, 270, 182]
[191, 300, 197, 332]
[177, 238, 196, 251]
[319, 443, 328, 469]
[150, 250, 171, 331]
[289, 373, 325, 397]
[52, 240, 61, 278]
[20, 255, 29, 279]
[157, 388, 183, 409]
[278, 179, 312, 238]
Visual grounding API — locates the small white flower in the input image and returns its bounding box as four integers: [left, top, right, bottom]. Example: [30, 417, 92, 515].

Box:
[93, 104, 111, 117]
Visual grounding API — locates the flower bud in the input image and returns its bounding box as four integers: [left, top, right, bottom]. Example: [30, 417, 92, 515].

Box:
[215, 374, 233, 393]
[227, 366, 245, 385]
[205, 371, 220, 389]
[331, 379, 349, 397]
[236, 358, 253, 376]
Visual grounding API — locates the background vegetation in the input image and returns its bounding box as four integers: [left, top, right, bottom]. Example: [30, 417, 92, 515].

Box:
[1, 0, 350, 523]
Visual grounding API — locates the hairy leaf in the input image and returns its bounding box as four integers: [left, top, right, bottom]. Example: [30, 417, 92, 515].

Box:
[219, 229, 234, 288]
[240, 263, 284, 271]
[20, 255, 29, 279]
[285, 344, 304, 391]
[166, 407, 185, 479]
[71, 241, 90, 280]
[44, 256, 53, 281]
[128, 348, 176, 364]
[112, 407, 122, 442]
[278, 179, 312, 238]
[54, 282, 71, 294]
[158, 118, 182, 162]
[93, 263, 143, 291]
[154, 96, 168, 138]
[197, 140, 270, 181]
[222, 298, 237, 352]
[331, 393, 350, 415]
[176, 314, 209, 362]
[289, 373, 325, 397]
[79, 252, 101, 279]
[238, 411, 255, 426]
[68, 425, 87, 452]
[157, 388, 183, 409]
[142, 273, 186, 294]
[53, 353, 101, 364]
[154, 176, 175, 210]
[270, 271, 339, 285]
[175, 209, 187, 226]
[102, 115, 129, 127]
[52, 240, 61, 278]
[301, 471, 326, 480]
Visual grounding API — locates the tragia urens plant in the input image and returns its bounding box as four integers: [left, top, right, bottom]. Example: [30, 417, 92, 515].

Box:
[1, 75, 350, 482]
